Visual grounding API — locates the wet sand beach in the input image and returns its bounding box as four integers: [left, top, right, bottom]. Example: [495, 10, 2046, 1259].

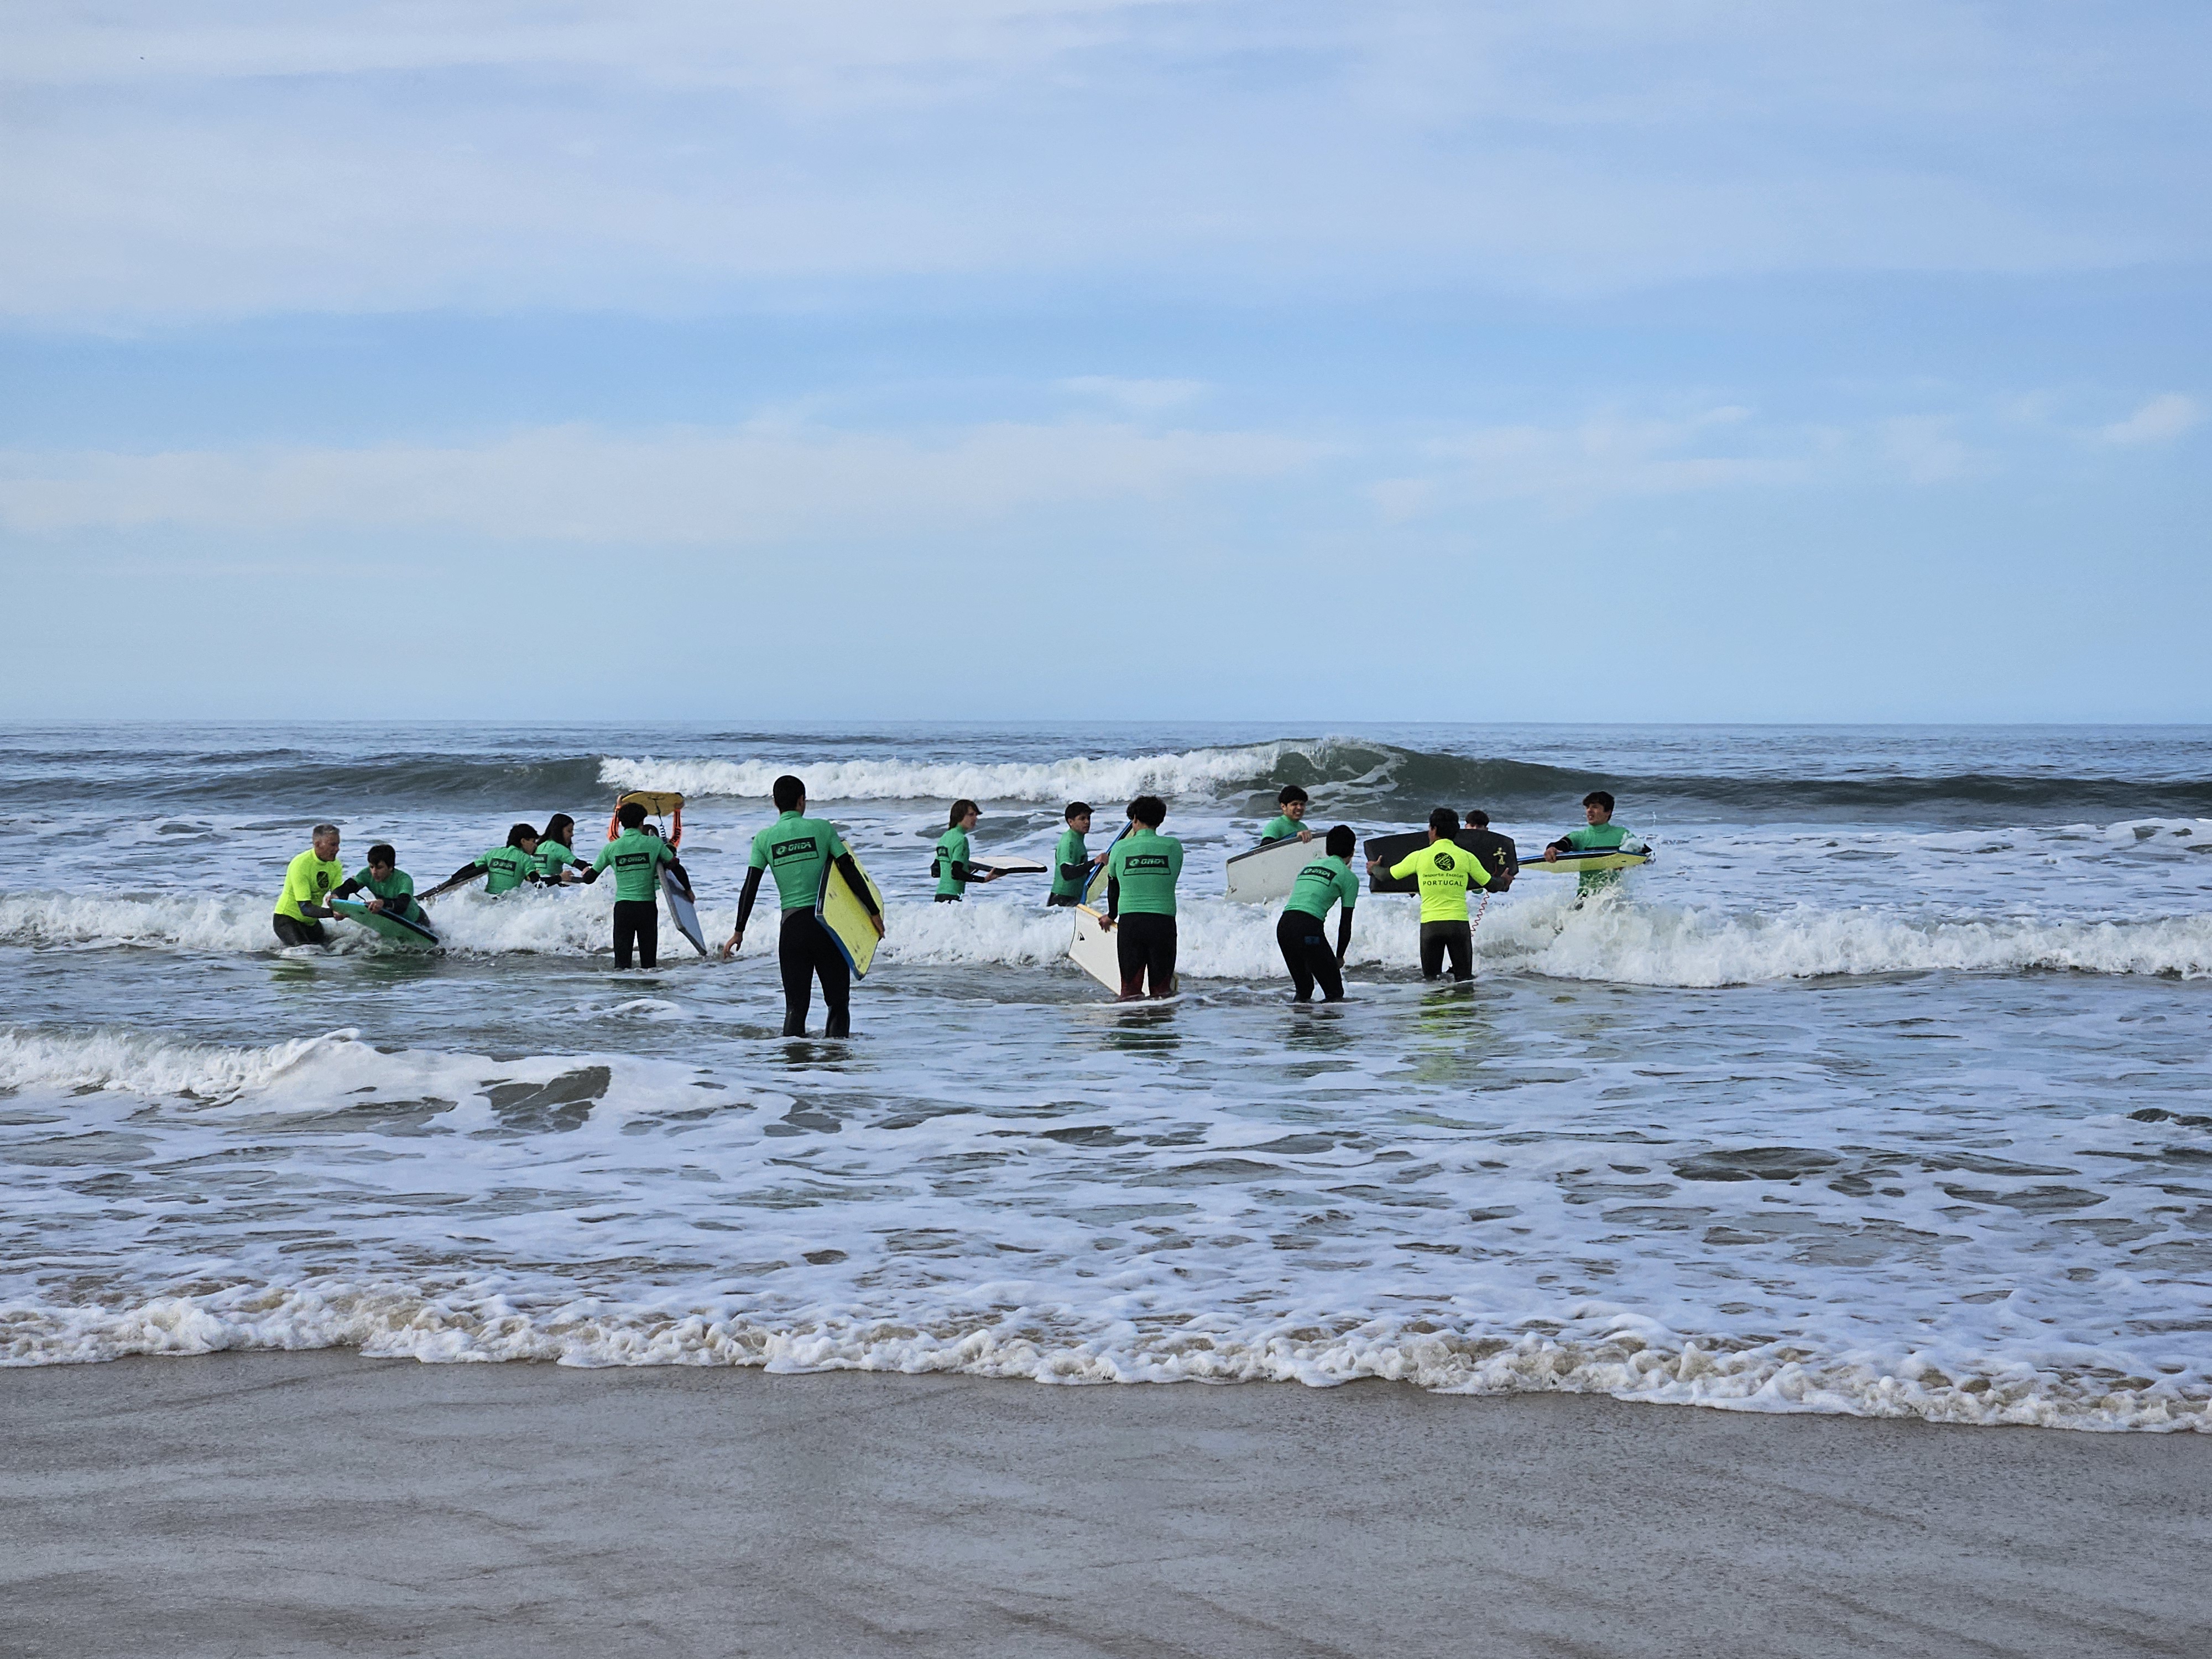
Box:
[3, 1353, 2207, 1658]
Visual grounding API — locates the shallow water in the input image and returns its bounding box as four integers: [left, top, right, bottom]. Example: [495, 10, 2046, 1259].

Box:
[2, 723, 2208, 1429]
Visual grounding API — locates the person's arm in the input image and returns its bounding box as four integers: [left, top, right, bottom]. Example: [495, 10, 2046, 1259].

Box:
[447, 859, 486, 886]
[1103, 873, 1120, 924]
[1388, 853, 1419, 880]
[666, 855, 693, 900]
[1334, 908, 1353, 964]
[722, 866, 766, 957]
[332, 877, 363, 901]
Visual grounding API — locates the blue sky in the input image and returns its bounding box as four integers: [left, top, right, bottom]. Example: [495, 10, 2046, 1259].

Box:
[1, 1, 2206, 722]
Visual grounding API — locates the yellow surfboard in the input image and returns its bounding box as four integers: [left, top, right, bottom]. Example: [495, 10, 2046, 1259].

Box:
[816, 848, 887, 978]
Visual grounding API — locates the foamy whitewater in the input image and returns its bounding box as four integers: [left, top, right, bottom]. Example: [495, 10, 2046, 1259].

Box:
[2, 722, 2209, 1431]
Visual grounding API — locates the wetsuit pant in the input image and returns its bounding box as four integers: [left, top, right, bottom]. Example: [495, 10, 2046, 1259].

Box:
[1115, 912, 1177, 998]
[779, 906, 852, 1037]
[1277, 910, 1344, 1001]
[613, 899, 659, 969]
[272, 914, 326, 948]
[1420, 920, 1473, 982]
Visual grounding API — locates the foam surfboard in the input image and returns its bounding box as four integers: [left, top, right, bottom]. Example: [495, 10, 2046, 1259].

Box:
[661, 868, 708, 957]
[328, 898, 440, 948]
[969, 857, 1048, 876]
[1526, 848, 1650, 875]
[1068, 905, 1122, 993]
[816, 848, 886, 978]
[1224, 836, 1313, 904]
[1364, 829, 1519, 894]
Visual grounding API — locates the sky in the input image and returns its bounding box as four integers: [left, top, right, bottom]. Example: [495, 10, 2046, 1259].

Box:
[1, 0, 2206, 723]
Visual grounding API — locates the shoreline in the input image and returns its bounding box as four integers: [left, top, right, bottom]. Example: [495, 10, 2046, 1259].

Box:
[4, 1353, 2208, 1657]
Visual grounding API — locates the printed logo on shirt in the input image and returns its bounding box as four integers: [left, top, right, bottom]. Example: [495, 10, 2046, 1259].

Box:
[1433, 851, 1456, 871]
[614, 850, 653, 868]
[771, 837, 819, 863]
[1123, 854, 1171, 871]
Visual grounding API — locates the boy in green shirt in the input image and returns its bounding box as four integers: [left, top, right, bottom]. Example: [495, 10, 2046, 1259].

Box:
[332, 843, 421, 921]
[1047, 801, 1104, 908]
[1368, 807, 1493, 982]
[1543, 790, 1639, 897]
[435, 825, 543, 896]
[272, 824, 346, 948]
[1098, 794, 1184, 1000]
[933, 799, 1002, 902]
[1258, 785, 1313, 845]
[535, 814, 583, 884]
[581, 802, 692, 969]
[722, 774, 883, 1037]
[1277, 824, 1359, 1001]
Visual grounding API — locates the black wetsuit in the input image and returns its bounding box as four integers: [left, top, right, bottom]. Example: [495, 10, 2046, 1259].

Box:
[1276, 910, 1345, 1001]
[613, 900, 659, 970]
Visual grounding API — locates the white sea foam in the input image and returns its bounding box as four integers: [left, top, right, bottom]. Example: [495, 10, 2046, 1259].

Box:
[0, 1026, 348, 1099]
[599, 739, 1374, 803]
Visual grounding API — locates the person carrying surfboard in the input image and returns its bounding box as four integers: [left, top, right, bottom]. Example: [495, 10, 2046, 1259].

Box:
[1278, 825, 1359, 1001]
[932, 800, 1000, 903]
[535, 814, 584, 885]
[580, 802, 691, 969]
[331, 843, 422, 922]
[1367, 807, 1493, 982]
[1047, 801, 1105, 909]
[722, 775, 883, 1037]
[1258, 786, 1314, 845]
[1544, 791, 1637, 898]
[271, 823, 346, 948]
[1097, 794, 1183, 1000]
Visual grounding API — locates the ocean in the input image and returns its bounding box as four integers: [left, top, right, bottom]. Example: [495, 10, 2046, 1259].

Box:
[2, 722, 2208, 1431]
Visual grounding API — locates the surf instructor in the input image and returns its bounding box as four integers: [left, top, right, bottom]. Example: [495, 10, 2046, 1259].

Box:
[1368, 807, 1493, 982]
[272, 823, 346, 948]
[723, 775, 883, 1038]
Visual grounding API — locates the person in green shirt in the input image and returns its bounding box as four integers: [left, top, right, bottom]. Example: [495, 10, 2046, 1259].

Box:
[1277, 824, 1359, 1001]
[331, 842, 421, 921]
[1258, 784, 1314, 846]
[1368, 807, 1493, 982]
[581, 801, 691, 969]
[1098, 794, 1184, 1000]
[1047, 801, 1104, 908]
[1543, 790, 1640, 898]
[436, 825, 544, 897]
[722, 774, 884, 1037]
[933, 799, 1002, 902]
[272, 823, 347, 948]
[535, 814, 584, 884]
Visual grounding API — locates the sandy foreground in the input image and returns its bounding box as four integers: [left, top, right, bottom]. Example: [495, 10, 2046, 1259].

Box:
[1, 1353, 2207, 1658]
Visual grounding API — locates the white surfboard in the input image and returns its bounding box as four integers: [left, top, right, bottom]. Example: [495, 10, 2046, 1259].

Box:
[1224, 837, 1313, 904]
[1069, 904, 1121, 993]
[969, 857, 1048, 876]
[661, 867, 708, 957]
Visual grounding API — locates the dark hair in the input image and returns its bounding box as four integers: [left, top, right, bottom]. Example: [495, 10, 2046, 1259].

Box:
[1065, 801, 1092, 821]
[507, 822, 540, 848]
[1464, 810, 1489, 828]
[1325, 825, 1355, 858]
[773, 775, 805, 812]
[542, 814, 575, 847]
[1583, 791, 1615, 813]
[949, 799, 979, 826]
[1428, 807, 1460, 835]
[1277, 785, 1309, 806]
[1129, 795, 1167, 827]
[616, 802, 646, 829]
[367, 842, 397, 867]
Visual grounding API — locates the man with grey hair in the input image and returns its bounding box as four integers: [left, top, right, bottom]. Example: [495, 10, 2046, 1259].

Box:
[273, 823, 346, 948]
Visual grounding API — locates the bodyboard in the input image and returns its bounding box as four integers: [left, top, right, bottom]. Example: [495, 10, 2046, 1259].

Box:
[1526, 849, 1650, 875]
[1069, 904, 1123, 993]
[1365, 828, 1519, 895]
[328, 898, 440, 948]
[816, 849, 886, 977]
[617, 791, 686, 818]
[1224, 837, 1313, 905]
[660, 867, 708, 957]
[969, 857, 1047, 876]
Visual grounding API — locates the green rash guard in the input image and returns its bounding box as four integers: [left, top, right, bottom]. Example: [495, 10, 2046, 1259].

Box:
[1554, 821, 1631, 895]
[1105, 828, 1183, 917]
[275, 848, 347, 922]
[535, 841, 577, 880]
[1259, 814, 1307, 843]
[1284, 855, 1359, 924]
[590, 830, 675, 902]
[749, 813, 847, 911]
[1387, 840, 1491, 924]
[1049, 827, 1089, 901]
[347, 866, 417, 915]
[934, 825, 972, 898]
[478, 844, 538, 895]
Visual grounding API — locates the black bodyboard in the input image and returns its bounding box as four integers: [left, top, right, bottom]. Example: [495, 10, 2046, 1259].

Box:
[1365, 828, 1517, 895]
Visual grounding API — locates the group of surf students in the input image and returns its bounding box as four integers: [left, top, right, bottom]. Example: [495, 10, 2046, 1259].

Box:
[270, 774, 1636, 1025]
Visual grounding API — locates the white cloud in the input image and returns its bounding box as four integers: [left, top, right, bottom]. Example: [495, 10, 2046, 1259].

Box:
[0, 420, 1322, 542]
[1421, 407, 1808, 505]
[1059, 377, 1207, 412]
[2099, 393, 2203, 446]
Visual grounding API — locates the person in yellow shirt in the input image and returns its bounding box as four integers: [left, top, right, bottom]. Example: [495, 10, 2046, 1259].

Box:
[273, 823, 347, 948]
[1368, 807, 1492, 982]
